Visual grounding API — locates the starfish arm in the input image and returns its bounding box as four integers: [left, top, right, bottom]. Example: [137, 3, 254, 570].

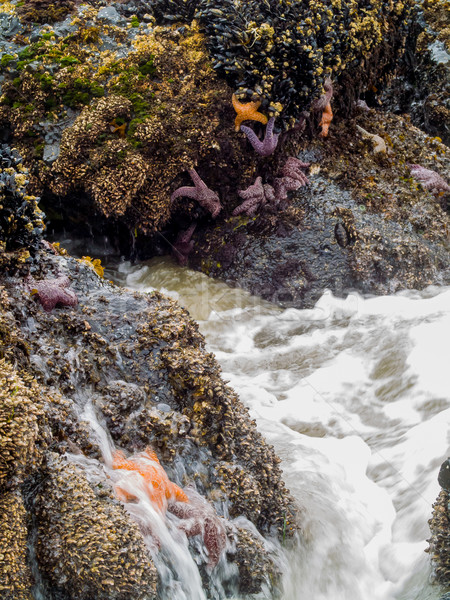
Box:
[238, 176, 264, 200]
[232, 196, 262, 216]
[240, 125, 264, 154]
[251, 112, 269, 128]
[188, 168, 208, 191]
[170, 482, 189, 503]
[266, 116, 275, 138]
[171, 186, 199, 203]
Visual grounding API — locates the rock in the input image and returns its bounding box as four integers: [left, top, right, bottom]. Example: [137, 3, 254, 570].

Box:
[34, 453, 158, 600]
[0, 491, 33, 600]
[97, 6, 123, 25]
[0, 250, 295, 596]
[189, 111, 450, 307]
[428, 489, 450, 586]
[439, 459, 450, 491]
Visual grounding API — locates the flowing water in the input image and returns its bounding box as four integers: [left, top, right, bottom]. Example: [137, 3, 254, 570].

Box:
[48, 234, 450, 599]
[114, 255, 449, 600]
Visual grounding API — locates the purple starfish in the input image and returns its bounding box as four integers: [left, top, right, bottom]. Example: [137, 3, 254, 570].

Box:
[233, 176, 265, 216]
[27, 275, 78, 312]
[408, 164, 450, 194]
[240, 117, 279, 157]
[232, 177, 279, 216]
[169, 487, 227, 568]
[312, 77, 333, 112]
[171, 169, 222, 218]
[281, 157, 310, 186]
[274, 176, 303, 203]
[172, 223, 196, 266]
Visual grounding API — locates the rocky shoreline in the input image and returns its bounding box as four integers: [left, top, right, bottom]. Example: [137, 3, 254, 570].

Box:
[0, 0, 449, 597]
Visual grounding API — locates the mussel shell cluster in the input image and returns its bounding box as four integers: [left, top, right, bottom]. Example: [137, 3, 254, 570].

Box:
[139, 0, 413, 129]
[0, 145, 44, 255]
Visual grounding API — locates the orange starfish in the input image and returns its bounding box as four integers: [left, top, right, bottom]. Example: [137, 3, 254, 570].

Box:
[112, 447, 188, 512]
[109, 119, 127, 138]
[319, 102, 333, 137]
[232, 93, 268, 132]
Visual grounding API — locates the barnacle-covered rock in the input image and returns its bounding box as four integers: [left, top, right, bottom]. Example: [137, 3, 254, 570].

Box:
[0, 250, 296, 595]
[0, 491, 33, 600]
[0, 145, 44, 270]
[428, 489, 450, 586]
[17, 0, 76, 24]
[231, 524, 281, 596]
[34, 452, 158, 600]
[0, 359, 44, 490]
[189, 110, 450, 306]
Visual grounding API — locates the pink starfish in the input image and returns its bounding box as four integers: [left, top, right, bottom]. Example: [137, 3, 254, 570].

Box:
[172, 223, 197, 266]
[27, 275, 78, 312]
[273, 176, 303, 203]
[232, 177, 279, 216]
[312, 78, 333, 112]
[171, 169, 222, 218]
[169, 487, 228, 568]
[408, 164, 450, 194]
[281, 157, 310, 186]
[240, 117, 279, 157]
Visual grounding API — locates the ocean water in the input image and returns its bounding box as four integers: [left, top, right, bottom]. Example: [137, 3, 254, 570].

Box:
[116, 256, 450, 600]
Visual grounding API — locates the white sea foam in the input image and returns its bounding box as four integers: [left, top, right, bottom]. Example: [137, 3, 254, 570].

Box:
[122, 258, 449, 600]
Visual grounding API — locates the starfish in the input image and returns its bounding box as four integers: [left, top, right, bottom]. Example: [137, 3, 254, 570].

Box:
[356, 125, 386, 154]
[27, 275, 78, 312]
[232, 177, 279, 216]
[172, 223, 196, 266]
[169, 486, 228, 568]
[171, 169, 222, 218]
[233, 176, 266, 216]
[232, 93, 268, 132]
[240, 117, 279, 157]
[312, 78, 334, 138]
[274, 176, 303, 203]
[408, 164, 450, 194]
[312, 77, 333, 112]
[109, 119, 127, 138]
[319, 102, 333, 137]
[281, 157, 310, 185]
[112, 447, 188, 513]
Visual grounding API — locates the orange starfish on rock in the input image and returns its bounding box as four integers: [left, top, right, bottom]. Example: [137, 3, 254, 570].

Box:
[112, 447, 188, 513]
[232, 93, 268, 132]
[319, 102, 333, 137]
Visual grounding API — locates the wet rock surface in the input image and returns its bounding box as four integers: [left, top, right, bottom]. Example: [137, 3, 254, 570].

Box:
[190, 111, 450, 307]
[0, 248, 296, 598]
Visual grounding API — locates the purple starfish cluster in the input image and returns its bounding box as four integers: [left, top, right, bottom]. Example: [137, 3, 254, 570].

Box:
[26, 275, 78, 312]
[408, 164, 450, 195]
[233, 157, 310, 216]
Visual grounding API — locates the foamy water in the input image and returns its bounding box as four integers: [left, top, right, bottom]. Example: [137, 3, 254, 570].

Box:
[119, 257, 450, 600]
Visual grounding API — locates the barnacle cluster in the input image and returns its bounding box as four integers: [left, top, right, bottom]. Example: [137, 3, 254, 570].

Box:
[0, 12, 233, 233]
[34, 453, 158, 599]
[0, 145, 44, 269]
[195, 0, 414, 127]
[428, 489, 450, 585]
[0, 491, 33, 600]
[16, 0, 76, 24]
[0, 359, 44, 489]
